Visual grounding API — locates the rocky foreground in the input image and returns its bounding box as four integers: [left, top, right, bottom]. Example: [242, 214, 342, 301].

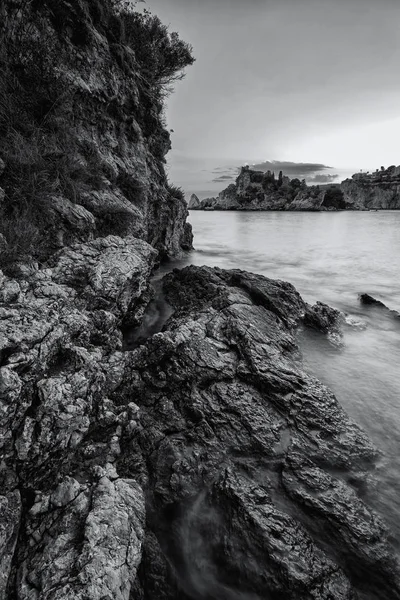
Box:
[1, 237, 399, 600]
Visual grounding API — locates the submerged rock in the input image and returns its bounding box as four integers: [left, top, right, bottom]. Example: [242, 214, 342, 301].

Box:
[359, 293, 400, 318]
[304, 301, 344, 344]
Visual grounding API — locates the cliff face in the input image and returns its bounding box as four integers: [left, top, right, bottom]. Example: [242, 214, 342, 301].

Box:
[0, 0, 193, 267]
[192, 167, 346, 211]
[341, 166, 400, 209]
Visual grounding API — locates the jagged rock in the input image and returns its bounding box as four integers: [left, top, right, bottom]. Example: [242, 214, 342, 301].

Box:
[79, 189, 146, 239]
[0, 491, 21, 598]
[188, 193, 201, 209]
[0, 234, 156, 597]
[51, 235, 157, 312]
[116, 265, 398, 600]
[180, 222, 193, 251]
[0, 233, 7, 253]
[18, 473, 145, 600]
[359, 293, 388, 307]
[304, 301, 343, 338]
[359, 293, 400, 318]
[49, 196, 96, 241]
[282, 453, 400, 598]
[1, 256, 398, 599]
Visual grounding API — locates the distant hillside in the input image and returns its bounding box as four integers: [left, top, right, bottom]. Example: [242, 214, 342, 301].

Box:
[341, 165, 400, 210]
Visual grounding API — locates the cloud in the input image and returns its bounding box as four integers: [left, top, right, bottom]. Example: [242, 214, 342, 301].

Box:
[211, 174, 235, 182]
[250, 160, 334, 179]
[307, 173, 339, 184]
[211, 167, 240, 174]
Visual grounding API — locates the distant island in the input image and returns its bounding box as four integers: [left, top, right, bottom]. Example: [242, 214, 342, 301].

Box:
[189, 164, 400, 211]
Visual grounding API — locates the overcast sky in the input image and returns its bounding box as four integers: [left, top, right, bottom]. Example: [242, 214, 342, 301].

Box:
[146, 0, 400, 196]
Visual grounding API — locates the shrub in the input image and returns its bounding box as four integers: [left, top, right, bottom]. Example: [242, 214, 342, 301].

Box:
[121, 10, 194, 88]
[250, 171, 264, 184]
[0, 210, 41, 268]
[167, 183, 185, 202]
[290, 178, 301, 188]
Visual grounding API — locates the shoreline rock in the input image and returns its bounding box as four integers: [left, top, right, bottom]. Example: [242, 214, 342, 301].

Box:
[359, 293, 400, 319]
[1, 255, 399, 599]
[120, 266, 398, 600]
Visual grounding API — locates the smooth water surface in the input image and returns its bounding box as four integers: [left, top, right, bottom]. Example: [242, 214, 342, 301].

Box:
[181, 211, 400, 547]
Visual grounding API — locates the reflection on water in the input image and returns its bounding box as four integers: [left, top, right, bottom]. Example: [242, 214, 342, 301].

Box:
[181, 211, 400, 548]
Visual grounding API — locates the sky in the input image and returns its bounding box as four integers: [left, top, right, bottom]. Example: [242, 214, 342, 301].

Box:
[145, 0, 400, 197]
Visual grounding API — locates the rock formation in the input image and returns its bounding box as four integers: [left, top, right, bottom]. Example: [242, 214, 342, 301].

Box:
[359, 293, 400, 318]
[341, 166, 400, 210]
[191, 166, 346, 211]
[1, 258, 400, 599]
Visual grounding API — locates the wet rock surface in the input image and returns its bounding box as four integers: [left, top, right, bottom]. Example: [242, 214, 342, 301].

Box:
[0, 235, 155, 599]
[1, 260, 399, 599]
[121, 266, 399, 599]
[359, 293, 400, 318]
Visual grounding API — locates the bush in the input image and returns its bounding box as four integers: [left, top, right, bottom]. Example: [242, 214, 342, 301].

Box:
[0, 210, 41, 268]
[167, 183, 185, 202]
[121, 10, 194, 88]
[250, 171, 264, 184]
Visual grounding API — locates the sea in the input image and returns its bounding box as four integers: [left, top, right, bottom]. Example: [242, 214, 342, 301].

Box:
[131, 209, 400, 553]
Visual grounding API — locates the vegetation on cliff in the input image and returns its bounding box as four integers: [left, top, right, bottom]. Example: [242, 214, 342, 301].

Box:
[0, 0, 194, 269]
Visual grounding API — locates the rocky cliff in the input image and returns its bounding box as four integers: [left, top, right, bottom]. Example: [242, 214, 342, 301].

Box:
[0, 0, 194, 268]
[341, 165, 400, 210]
[192, 167, 346, 211]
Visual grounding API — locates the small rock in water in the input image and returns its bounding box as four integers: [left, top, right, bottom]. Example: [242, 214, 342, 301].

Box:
[304, 300, 344, 337]
[359, 293, 400, 318]
[359, 293, 387, 307]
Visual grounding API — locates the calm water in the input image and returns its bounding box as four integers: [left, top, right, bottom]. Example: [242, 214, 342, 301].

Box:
[169, 210, 400, 549]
